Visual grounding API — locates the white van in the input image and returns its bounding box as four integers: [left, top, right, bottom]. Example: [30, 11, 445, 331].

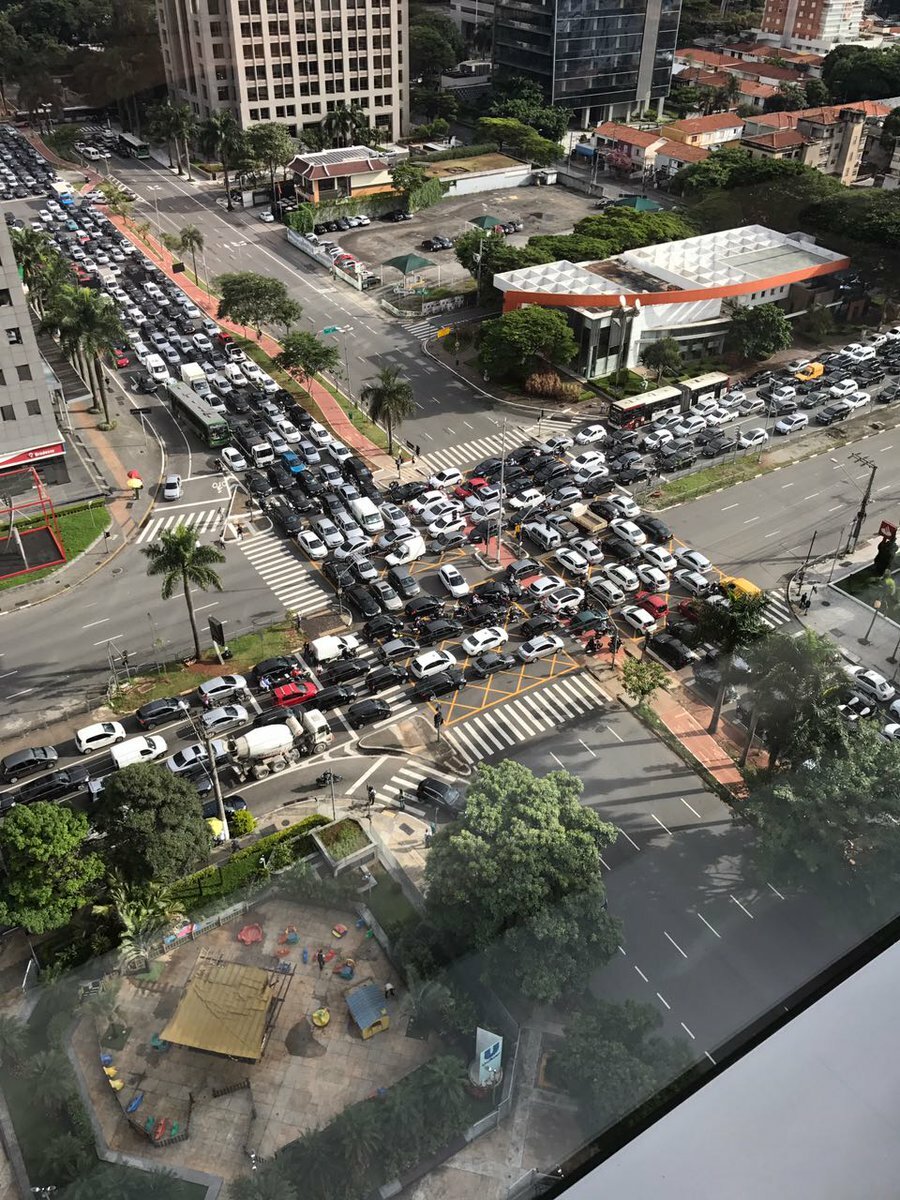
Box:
[133, 341, 151, 365]
[350, 496, 384, 534]
[385, 534, 426, 567]
[309, 633, 362, 665]
[111, 735, 168, 770]
[249, 441, 275, 468]
[82, 146, 101, 161]
[145, 353, 169, 382]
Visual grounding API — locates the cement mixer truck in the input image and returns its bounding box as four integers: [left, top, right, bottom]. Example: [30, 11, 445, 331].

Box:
[228, 710, 332, 781]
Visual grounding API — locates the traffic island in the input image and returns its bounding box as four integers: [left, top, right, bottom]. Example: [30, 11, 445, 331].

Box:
[356, 713, 472, 775]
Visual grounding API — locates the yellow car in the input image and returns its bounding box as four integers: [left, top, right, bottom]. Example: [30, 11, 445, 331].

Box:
[796, 362, 824, 382]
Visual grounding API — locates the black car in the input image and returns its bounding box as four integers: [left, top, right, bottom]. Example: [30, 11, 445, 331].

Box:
[406, 595, 444, 621]
[701, 433, 738, 458]
[877, 383, 900, 404]
[347, 698, 391, 729]
[388, 480, 430, 503]
[284, 492, 320, 517]
[267, 463, 295, 492]
[412, 667, 467, 701]
[608, 450, 643, 471]
[245, 471, 273, 498]
[745, 368, 775, 388]
[226, 393, 251, 415]
[363, 663, 408, 693]
[251, 655, 299, 686]
[136, 696, 190, 729]
[417, 617, 463, 646]
[363, 613, 401, 642]
[326, 657, 370, 683]
[616, 466, 652, 485]
[268, 499, 304, 535]
[294, 471, 324, 498]
[416, 776, 464, 813]
[346, 585, 380, 619]
[1, 745, 59, 783]
[457, 602, 504, 629]
[589, 499, 620, 522]
[5, 764, 91, 808]
[533, 462, 573, 487]
[635, 515, 671, 543]
[658, 448, 697, 470]
[798, 390, 829, 410]
[471, 456, 504, 478]
[344, 457, 373, 483]
[312, 684, 357, 710]
[323, 559, 355, 589]
[202, 794, 249, 820]
[520, 612, 559, 638]
[128, 372, 158, 394]
[472, 578, 521, 605]
[566, 609, 610, 637]
[506, 557, 541, 582]
[603, 536, 642, 564]
[647, 632, 697, 670]
[471, 651, 516, 678]
[816, 401, 852, 425]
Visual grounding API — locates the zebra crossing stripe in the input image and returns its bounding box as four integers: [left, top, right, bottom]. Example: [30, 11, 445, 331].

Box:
[136, 507, 226, 545]
[239, 529, 333, 617]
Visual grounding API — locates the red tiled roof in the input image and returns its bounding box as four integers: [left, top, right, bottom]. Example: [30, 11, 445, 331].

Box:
[593, 121, 664, 148]
[292, 156, 386, 180]
[753, 100, 892, 135]
[739, 80, 779, 98]
[733, 62, 805, 83]
[742, 129, 809, 150]
[666, 112, 746, 135]
[655, 139, 711, 163]
[675, 48, 734, 68]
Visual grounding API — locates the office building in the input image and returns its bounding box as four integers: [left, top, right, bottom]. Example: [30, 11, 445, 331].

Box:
[155, 0, 408, 142]
[492, 0, 683, 126]
[758, 0, 863, 51]
[0, 220, 65, 479]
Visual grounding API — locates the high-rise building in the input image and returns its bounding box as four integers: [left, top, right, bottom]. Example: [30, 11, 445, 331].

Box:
[492, 0, 682, 127]
[0, 221, 65, 480]
[155, 0, 408, 142]
[758, 0, 862, 51]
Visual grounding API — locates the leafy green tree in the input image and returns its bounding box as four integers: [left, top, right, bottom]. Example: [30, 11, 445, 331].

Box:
[743, 722, 900, 897]
[476, 116, 561, 165]
[478, 306, 577, 382]
[727, 302, 793, 361]
[640, 336, 683, 382]
[390, 160, 428, 204]
[693, 592, 770, 732]
[745, 629, 849, 768]
[141, 524, 225, 660]
[0, 803, 102, 934]
[319, 100, 371, 148]
[360, 365, 416, 454]
[553, 1000, 692, 1127]
[453, 228, 530, 299]
[804, 78, 831, 106]
[489, 85, 569, 142]
[621, 657, 669, 705]
[42, 284, 125, 424]
[764, 82, 809, 112]
[672, 146, 815, 194]
[93, 765, 211, 887]
[246, 121, 296, 197]
[275, 330, 340, 389]
[409, 12, 463, 83]
[822, 43, 900, 103]
[199, 109, 246, 210]
[216, 271, 297, 338]
[411, 87, 459, 122]
[271, 296, 304, 338]
[0, 1013, 26, 1069]
[424, 762, 620, 1002]
[93, 872, 181, 962]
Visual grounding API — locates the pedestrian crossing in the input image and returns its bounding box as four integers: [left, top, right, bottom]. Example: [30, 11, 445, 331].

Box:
[446, 672, 610, 764]
[240, 529, 334, 619]
[372, 760, 462, 810]
[136, 507, 227, 545]
[402, 317, 448, 340]
[761, 593, 793, 630]
[418, 420, 579, 476]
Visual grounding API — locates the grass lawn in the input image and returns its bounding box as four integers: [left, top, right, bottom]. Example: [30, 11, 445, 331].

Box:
[646, 456, 767, 508]
[0, 503, 110, 592]
[365, 863, 419, 933]
[109, 617, 296, 712]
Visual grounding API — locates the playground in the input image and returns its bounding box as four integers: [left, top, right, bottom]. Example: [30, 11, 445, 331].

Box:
[70, 897, 430, 1184]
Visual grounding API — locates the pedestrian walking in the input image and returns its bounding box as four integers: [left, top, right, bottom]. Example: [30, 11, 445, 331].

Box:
[384, 981, 396, 1001]
[294, 613, 302, 633]
[303, 640, 311, 658]
[316, 949, 326, 972]
[236, 523, 246, 541]
[216, 534, 227, 551]
[366, 784, 376, 807]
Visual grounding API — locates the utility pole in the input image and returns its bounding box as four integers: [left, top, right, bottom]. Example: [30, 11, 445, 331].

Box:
[847, 453, 876, 552]
[495, 417, 507, 567]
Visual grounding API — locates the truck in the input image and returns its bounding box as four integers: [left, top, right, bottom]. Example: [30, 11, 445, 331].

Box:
[181, 362, 211, 396]
[568, 503, 609, 538]
[309, 633, 361, 666]
[228, 711, 332, 781]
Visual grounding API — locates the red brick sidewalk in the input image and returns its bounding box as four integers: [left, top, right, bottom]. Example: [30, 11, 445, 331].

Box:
[651, 689, 746, 792]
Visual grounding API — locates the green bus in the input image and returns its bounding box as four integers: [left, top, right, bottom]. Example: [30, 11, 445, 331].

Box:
[165, 379, 230, 447]
[117, 132, 150, 159]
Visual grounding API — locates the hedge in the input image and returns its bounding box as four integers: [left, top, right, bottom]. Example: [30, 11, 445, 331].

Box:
[169, 813, 330, 905]
[411, 142, 499, 162]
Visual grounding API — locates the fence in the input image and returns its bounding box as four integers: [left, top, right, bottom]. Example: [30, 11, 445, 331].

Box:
[284, 228, 376, 292]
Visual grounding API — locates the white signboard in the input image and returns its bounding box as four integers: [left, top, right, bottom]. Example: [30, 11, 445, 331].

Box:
[475, 1026, 503, 1086]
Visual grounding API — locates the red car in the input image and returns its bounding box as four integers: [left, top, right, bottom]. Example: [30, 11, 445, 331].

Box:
[637, 592, 668, 621]
[677, 598, 700, 622]
[273, 680, 319, 709]
[453, 476, 489, 499]
[111, 349, 130, 368]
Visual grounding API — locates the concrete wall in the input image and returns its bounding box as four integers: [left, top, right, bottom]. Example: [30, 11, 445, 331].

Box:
[441, 165, 535, 196]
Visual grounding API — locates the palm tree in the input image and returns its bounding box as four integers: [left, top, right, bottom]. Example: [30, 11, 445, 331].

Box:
[42, 285, 125, 424]
[200, 110, 244, 211]
[693, 591, 770, 733]
[229, 1165, 299, 1200]
[0, 1013, 26, 1069]
[29, 1050, 76, 1113]
[178, 224, 204, 284]
[415, 1054, 468, 1124]
[360, 365, 416, 455]
[172, 103, 197, 180]
[142, 526, 225, 660]
[320, 101, 371, 148]
[97, 180, 134, 223]
[10, 226, 51, 291]
[93, 873, 181, 963]
[147, 100, 179, 170]
[41, 1131, 92, 1180]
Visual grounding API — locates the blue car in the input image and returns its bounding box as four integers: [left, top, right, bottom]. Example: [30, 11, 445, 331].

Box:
[280, 450, 305, 476]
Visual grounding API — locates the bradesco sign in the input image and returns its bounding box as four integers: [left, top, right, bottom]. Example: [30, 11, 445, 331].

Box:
[0, 441, 65, 469]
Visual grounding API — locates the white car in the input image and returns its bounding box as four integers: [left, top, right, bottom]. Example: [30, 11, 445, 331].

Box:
[410, 648, 458, 679]
[307, 421, 333, 447]
[587, 578, 625, 607]
[258, 210, 275, 222]
[298, 530, 327, 559]
[602, 563, 640, 593]
[409, 489, 448, 516]
[674, 547, 712, 573]
[225, 363, 247, 387]
[739, 427, 768, 449]
[380, 502, 411, 531]
[220, 446, 247, 471]
[313, 518, 343, 550]
[774, 413, 808, 435]
[738, 395, 765, 416]
[620, 605, 658, 636]
[575, 423, 607, 445]
[767, 384, 796, 404]
[427, 513, 466, 538]
[636, 564, 670, 592]
[242, 361, 264, 384]
[704, 406, 736, 426]
[325, 440, 352, 465]
[529, 574, 566, 601]
[848, 667, 896, 704]
[544, 585, 585, 614]
[606, 493, 640, 519]
[509, 488, 546, 512]
[197, 674, 248, 703]
[74, 720, 127, 755]
[386, 535, 426, 567]
[266, 430, 290, 455]
[554, 546, 589, 576]
[674, 568, 715, 597]
[641, 428, 674, 452]
[518, 633, 565, 662]
[721, 390, 746, 409]
[609, 519, 647, 546]
[200, 704, 249, 734]
[162, 473, 183, 501]
[642, 544, 677, 572]
[830, 378, 858, 399]
[882, 723, 900, 741]
[570, 450, 606, 473]
[166, 739, 227, 775]
[438, 564, 470, 598]
[429, 467, 463, 490]
[846, 391, 871, 410]
[192, 333, 213, 354]
[673, 414, 707, 439]
[572, 538, 604, 565]
[419, 500, 457, 526]
[462, 626, 509, 656]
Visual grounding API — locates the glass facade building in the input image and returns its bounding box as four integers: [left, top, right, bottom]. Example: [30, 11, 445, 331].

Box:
[493, 0, 682, 125]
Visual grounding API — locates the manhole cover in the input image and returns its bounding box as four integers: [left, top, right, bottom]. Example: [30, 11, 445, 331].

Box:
[111, 567, 123, 576]
[399, 822, 415, 835]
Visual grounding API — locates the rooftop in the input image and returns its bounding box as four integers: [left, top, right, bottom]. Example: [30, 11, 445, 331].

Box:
[594, 121, 665, 148]
[289, 145, 389, 180]
[424, 151, 522, 178]
[655, 139, 711, 163]
[665, 113, 746, 135]
[743, 129, 811, 150]
[161, 952, 274, 1061]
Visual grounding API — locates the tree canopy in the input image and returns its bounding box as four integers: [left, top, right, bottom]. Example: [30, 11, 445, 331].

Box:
[478, 306, 578, 382]
[727, 303, 793, 361]
[215, 272, 297, 337]
[640, 336, 683, 382]
[475, 117, 562, 166]
[488, 77, 569, 142]
[92, 763, 211, 886]
[822, 43, 900, 103]
[424, 762, 620, 1002]
[0, 803, 103, 933]
[621, 658, 669, 705]
[408, 12, 463, 84]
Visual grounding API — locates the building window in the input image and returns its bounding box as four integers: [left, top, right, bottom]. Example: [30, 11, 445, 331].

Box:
[16, 364, 31, 382]
[25, 399, 41, 416]
[218, 86, 230, 100]
[213, 42, 224, 58]
[0, 404, 14, 421]
[0, 289, 10, 306]
[0, 368, 5, 384]
[6, 327, 21, 345]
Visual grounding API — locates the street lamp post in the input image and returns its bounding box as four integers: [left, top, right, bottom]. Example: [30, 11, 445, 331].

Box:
[860, 598, 882, 646]
[495, 417, 508, 568]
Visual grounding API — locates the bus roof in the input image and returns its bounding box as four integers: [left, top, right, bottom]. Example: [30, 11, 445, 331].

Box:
[166, 378, 227, 423]
[611, 386, 682, 412]
[679, 372, 729, 393]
